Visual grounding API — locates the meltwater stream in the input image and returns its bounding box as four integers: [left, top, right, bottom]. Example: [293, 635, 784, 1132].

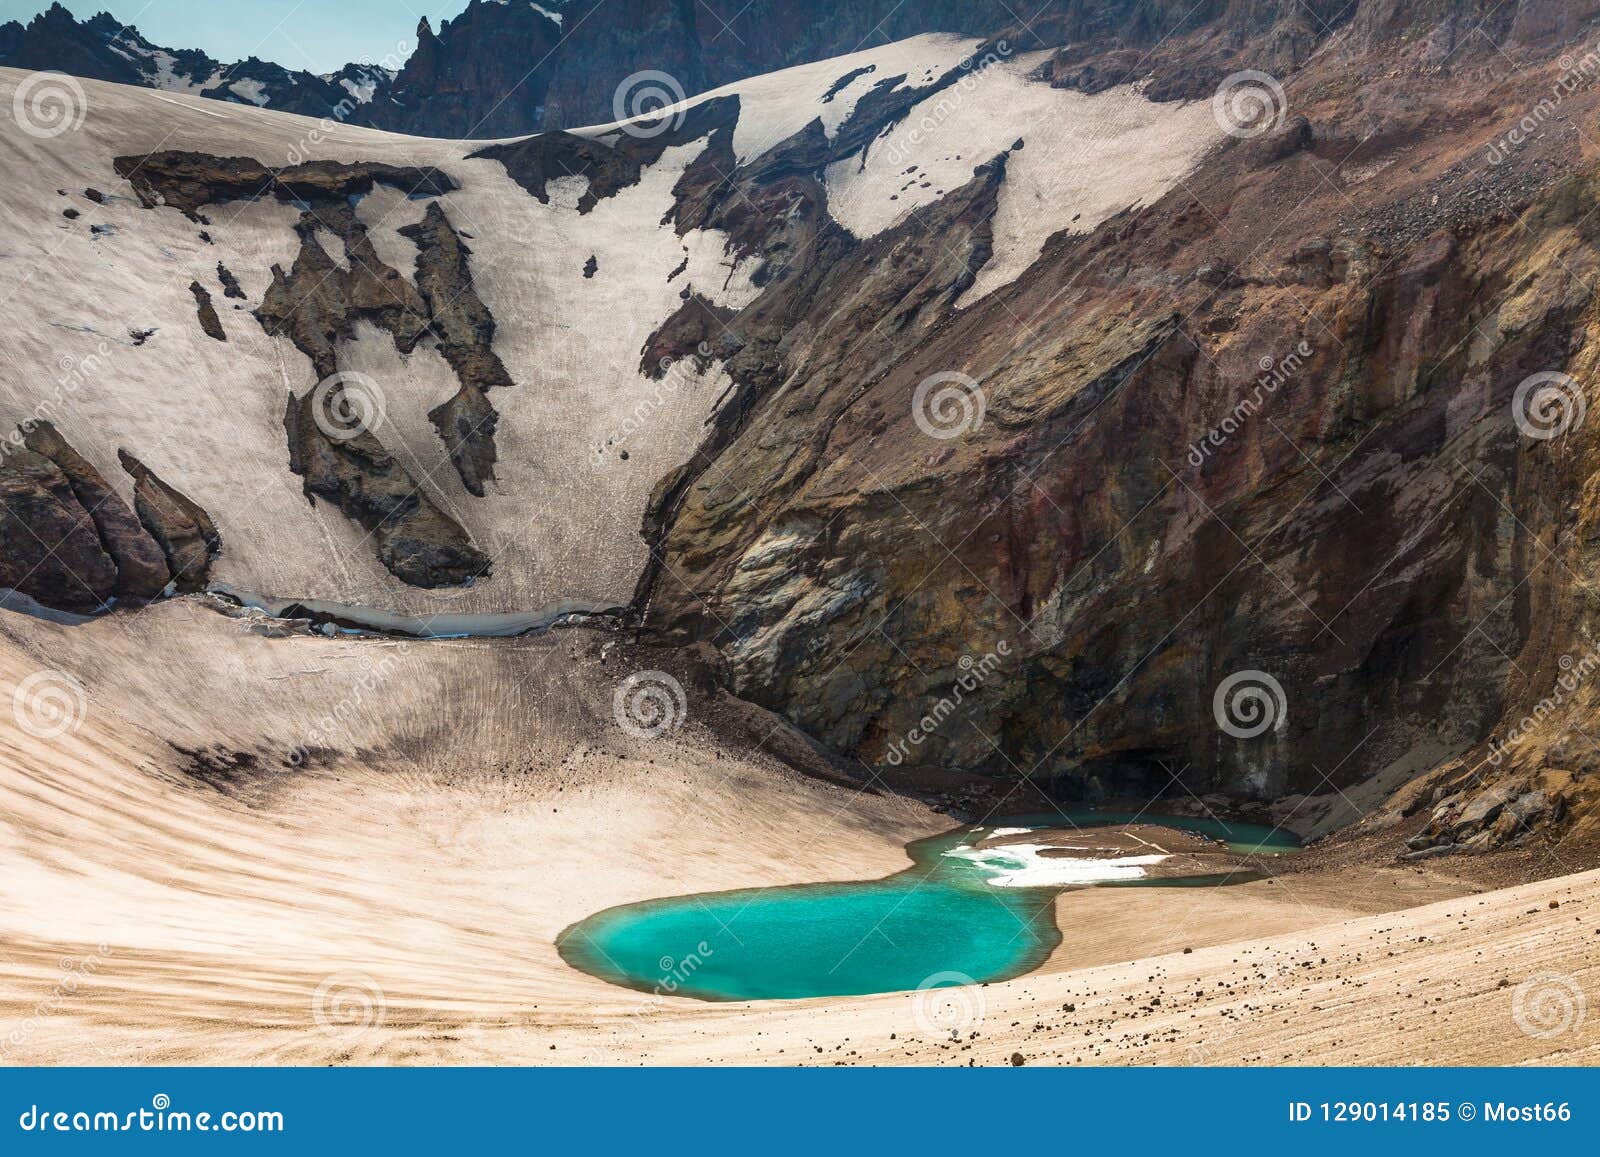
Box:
[557, 813, 1300, 1002]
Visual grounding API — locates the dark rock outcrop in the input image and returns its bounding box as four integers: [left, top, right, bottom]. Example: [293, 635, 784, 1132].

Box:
[216, 262, 246, 300]
[117, 450, 220, 592]
[0, 447, 117, 613]
[0, 423, 205, 613]
[282, 391, 489, 589]
[255, 204, 432, 380]
[473, 96, 740, 214]
[22, 421, 170, 600]
[190, 281, 225, 342]
[116, 148, 502, 586]
[113, 153, 455, 218]
[399, 203, 512, 497]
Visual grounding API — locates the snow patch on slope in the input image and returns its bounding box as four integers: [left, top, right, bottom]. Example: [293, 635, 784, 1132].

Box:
[572, 33, 981, 165]
[823, 52, 1221, 305]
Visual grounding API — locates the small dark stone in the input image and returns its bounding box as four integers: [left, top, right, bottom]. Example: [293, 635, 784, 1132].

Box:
[1010, 1052, 1025, 1066]
[189, 281, 226, 342]
[62, 207, 79, 220]
[216, 262, 246, 300]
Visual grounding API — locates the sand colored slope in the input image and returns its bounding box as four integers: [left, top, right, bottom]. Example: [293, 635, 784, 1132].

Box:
[1, 602, 1594, 1065]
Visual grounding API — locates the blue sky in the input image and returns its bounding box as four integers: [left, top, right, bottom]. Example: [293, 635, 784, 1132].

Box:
[0, 1, 478, 73]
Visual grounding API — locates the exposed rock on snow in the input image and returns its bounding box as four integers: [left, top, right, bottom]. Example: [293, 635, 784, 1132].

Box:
[188, 280, 225, 341]
[117, 449, 221, 591]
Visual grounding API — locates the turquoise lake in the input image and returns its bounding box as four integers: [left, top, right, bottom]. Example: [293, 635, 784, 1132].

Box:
[557, 812, 1299, 1002]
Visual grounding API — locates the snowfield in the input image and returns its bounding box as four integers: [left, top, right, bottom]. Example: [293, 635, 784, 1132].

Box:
[0, 35, 1218, 616]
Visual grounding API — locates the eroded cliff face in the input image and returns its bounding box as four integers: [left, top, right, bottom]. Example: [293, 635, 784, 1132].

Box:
[631, 10, 1600, 847]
